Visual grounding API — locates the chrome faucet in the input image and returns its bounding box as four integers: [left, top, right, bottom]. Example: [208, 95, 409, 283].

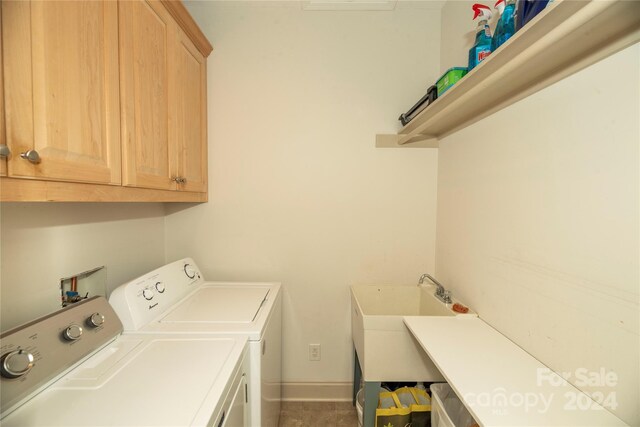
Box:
[418, 273, 452, 304]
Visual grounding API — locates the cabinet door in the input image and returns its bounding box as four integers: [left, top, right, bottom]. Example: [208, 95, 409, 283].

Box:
[120, 0, 177, 190]
[172, 28, 207, 193]
[2, 1, 121, 184]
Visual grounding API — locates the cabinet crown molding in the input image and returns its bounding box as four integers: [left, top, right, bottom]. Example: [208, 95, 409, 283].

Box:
[161, 0, 213, 57]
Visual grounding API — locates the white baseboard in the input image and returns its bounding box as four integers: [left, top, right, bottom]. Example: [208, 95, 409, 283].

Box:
[282, 382, 353, 401]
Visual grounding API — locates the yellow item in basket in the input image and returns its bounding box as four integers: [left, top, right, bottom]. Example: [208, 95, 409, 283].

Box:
[375, 387, 432, 427]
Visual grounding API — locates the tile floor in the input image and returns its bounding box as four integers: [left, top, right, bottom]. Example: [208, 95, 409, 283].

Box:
[279, 401, 359, 427]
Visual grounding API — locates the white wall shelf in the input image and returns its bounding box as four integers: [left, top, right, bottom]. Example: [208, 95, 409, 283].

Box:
[381, 0, 640, 147]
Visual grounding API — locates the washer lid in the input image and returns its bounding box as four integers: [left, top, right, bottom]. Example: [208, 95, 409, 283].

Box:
[161, 286, 270, 323]
[1, 335, 246, 427]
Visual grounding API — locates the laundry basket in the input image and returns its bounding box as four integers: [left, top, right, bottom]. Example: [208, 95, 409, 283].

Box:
[430, 383, 477, 427]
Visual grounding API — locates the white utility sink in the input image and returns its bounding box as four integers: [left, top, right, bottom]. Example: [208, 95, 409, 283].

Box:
[351, 284, 476, 382]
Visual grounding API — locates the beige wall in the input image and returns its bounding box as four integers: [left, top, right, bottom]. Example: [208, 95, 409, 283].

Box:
[0, 203, 166, 331]
[436, 2, 639, 423]
[166, 1, 442, 384]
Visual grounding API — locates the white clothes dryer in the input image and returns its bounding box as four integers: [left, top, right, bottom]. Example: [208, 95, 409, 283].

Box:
[109, 258, 282, 427]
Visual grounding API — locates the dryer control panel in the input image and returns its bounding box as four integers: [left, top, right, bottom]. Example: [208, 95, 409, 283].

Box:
[109, 258, 203, 331]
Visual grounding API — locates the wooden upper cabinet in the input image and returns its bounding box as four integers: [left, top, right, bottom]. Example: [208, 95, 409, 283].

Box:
[120, 0, 209, 193]
[0, 0, 212, 201]
[173, 28, 207, 193]
[2, 1, 121, 184]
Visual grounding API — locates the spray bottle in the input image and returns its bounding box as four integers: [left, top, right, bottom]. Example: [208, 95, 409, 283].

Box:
[492, 0, 516, 51]
[468, 4, 493, 71]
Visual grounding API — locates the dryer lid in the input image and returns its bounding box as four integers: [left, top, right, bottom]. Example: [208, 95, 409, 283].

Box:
[161, 286, 270, 323]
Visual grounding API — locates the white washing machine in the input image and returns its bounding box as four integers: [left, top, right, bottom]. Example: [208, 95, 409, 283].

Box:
[109, 258, 282, 427]
[0, 296, 248, 427]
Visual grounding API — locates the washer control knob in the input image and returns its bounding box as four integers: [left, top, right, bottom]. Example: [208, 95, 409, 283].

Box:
[143, 288, 154, 300]
[155, 282, 165, 293]
[184, 264, 196, 279]
[0, 349, 35, 379]
[63, 324, 83, 341]
[88, 312, 105, 328]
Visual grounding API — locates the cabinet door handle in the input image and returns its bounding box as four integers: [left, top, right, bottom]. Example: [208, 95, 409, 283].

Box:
[20, 150, 41, 164]
[178, 177, 187, 184]
[0, 145, 10, 158]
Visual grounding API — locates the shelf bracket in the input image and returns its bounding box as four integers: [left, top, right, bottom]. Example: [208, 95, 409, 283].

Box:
[375, 134, 438, 148]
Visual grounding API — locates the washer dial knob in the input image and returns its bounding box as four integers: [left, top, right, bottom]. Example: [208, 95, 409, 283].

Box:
[63, 324, 83, 341]
[88, 312, 105, 327]
[184, 264, 196, 279]
[155, 282, 165, 293]
[143, 288, 154, 300]
[0, 349, 35, 379]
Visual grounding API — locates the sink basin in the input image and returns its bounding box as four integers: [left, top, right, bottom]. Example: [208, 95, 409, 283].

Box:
[353, 284, 458, 316]
[351, 284, 476, 382]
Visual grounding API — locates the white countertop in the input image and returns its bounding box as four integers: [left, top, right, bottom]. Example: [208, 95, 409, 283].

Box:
[403, 316, 627, 427]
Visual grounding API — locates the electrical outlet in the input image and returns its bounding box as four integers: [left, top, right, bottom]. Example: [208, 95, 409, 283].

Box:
[309, 344, 321, 361]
